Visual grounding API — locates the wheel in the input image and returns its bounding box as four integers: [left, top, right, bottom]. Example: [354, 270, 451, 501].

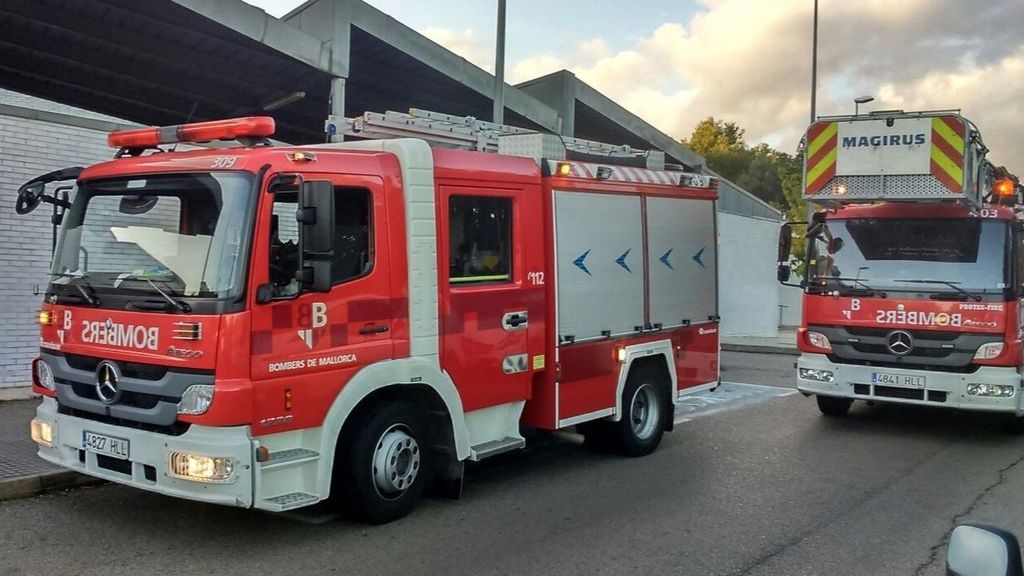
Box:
[816, 395, 853, 417]
[606, 366, 668, 456]
[334, 401, 431, 524]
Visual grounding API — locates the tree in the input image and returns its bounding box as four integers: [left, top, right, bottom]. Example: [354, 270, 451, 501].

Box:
[681, 117, 809, 270]
[681, 118, 792, 208]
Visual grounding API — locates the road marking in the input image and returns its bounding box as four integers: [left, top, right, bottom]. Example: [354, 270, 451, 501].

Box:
[674, 381, 797, 423]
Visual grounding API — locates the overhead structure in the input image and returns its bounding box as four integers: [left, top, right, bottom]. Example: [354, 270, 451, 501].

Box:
[0, 0, 776, 220]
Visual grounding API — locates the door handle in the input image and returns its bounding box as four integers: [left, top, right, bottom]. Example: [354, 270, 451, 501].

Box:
[358, 324, 389, 335]
[502, 311, 528, 331]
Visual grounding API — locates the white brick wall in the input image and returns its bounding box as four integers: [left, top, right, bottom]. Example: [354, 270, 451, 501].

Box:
[0, 91, 121, 388]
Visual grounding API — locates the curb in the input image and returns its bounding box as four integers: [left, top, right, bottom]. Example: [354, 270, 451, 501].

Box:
[722, 343, 799, 356]
[0, 470, 104, 502]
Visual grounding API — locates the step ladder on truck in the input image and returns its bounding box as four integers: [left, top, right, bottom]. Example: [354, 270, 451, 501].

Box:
[16, 108, 721, 523]
[777, 109, 1024, 419]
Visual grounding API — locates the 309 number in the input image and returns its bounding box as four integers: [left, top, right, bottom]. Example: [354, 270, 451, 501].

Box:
[211, 156, 237, 169]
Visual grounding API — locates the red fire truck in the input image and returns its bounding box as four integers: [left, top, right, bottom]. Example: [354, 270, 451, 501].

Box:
[18, 110, 720, 523]
[778, 109, 1023, 419]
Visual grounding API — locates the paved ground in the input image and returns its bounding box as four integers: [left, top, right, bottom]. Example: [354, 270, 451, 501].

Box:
[721, 329, 797, 355]
[2, 351, 1024, 575]
[0, 399, 57, 480]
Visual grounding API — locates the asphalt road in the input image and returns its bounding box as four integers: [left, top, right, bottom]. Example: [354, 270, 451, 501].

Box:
[3, 351, 1024, 576]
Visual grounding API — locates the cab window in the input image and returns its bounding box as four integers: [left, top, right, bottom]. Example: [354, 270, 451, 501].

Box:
[449, 196, 511, 284]
[269, 187, 372, 297]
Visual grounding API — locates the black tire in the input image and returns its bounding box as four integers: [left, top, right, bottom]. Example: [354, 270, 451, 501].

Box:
[606, 366, 668, 456]
[334, 401, 432, 524]
[816, 395, 853, 417]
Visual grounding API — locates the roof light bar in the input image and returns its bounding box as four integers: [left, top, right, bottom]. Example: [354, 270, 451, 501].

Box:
[108, 116, 276, 149]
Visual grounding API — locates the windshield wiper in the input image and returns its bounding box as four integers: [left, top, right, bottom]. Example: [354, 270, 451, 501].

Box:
[814, 275, 887, 298]
[113, 274, 191, 313]
[50, 272, 99, 306]
[894, 279, 983, 302]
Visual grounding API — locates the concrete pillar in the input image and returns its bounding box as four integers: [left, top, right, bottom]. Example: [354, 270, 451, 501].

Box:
[329, 76, 346, 143]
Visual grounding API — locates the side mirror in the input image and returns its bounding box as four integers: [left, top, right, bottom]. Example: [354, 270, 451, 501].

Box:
[777, 263, 791, 283]
[777, 223, 793, 263]
[947, 524, 1023, 576]
[297, 180, 334, 293]
[15, 181, 45, 215]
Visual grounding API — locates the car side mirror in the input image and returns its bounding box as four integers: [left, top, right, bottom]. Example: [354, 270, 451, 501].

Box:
[947, 524, 1024, 576]
[297, 179, 334, 293]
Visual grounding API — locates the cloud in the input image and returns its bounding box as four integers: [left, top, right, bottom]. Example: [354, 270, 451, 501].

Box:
[421, 26, 494, 72]
[415, 1, 1024, 171]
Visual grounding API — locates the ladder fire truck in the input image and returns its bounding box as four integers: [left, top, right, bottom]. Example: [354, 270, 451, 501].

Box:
[18, 110, 720, 523]
[778, 109, 1023, 419]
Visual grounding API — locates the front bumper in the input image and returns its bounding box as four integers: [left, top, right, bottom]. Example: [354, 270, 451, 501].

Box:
[797, 354, 1024, 415]
[34, 397, 255, 507]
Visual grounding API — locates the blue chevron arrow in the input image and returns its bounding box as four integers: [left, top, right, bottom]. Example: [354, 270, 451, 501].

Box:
[659, 248, 674, 270]
[615, 249, 632, 273]
[693, 246, 706, 268]
[573, 249, 592, 275]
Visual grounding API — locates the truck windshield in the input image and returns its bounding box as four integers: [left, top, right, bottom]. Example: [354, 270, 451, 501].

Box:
[807, 218, 1009, 298]
[50, 172, 255, 302]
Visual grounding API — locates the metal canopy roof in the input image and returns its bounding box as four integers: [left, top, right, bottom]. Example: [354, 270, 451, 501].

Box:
[0, 0, 778, 220]
[0, 0, 336, 144]
[280, 0, 561, 133]
[516, 70, 705, 169]
[0, 0, 561, 145]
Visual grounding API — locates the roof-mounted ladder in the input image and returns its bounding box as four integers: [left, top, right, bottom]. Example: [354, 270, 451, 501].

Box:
[325, 109, 668, 170]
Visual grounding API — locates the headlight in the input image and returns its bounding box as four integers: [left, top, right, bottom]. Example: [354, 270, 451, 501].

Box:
[799, 367, 834, 382]
[33, 359, 55, 391]
[966, 383, 1016, 398]
[169, 452, 235, 483]
[806, 331, 833, 352]
[30, 418, 54, 447]
[178, 385, 214, 415]
[973, 342, 1005, 360]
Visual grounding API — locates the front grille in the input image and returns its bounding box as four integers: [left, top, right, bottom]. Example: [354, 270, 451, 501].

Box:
[849, 343, 952, 358]
[45, 350, 213, 429]
[853, 383, 947, 403]
[96, 454, 132, 476]
[845, 326, 959, 341]
[58, 404, 191, 437]
[66, 381, 171, 410]
[64, 353, 169, 381]
[874, 385, 924, 401]
[813, 324, 1001, 369]
[830, 356, 980, 373]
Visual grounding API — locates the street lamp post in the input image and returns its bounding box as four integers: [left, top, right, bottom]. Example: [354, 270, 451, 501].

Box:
[854, 95, 874, 116]
[492, 0, 507, 124]
[810, 0, 818, 123]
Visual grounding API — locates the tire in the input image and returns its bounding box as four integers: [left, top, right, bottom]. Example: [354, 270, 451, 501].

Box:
[816, 395, 853, 417]
[606, 366, 668, 456]
[334, 401, 432, 524]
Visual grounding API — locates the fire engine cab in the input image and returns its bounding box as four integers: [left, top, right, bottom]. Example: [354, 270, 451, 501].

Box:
[779, 109, 1024, 419]
[18, 110, 720, 523]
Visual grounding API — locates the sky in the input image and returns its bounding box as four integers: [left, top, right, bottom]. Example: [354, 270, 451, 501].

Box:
[246, 0, 1024, 173]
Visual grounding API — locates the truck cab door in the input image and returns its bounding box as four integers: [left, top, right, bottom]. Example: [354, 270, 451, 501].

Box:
[439, 184, 545, 412]
[249, 173, 395, 432]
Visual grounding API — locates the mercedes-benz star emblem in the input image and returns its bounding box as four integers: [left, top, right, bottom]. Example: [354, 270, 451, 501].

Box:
[887, 330, 914, 356]
[95, 360, 122, 405]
